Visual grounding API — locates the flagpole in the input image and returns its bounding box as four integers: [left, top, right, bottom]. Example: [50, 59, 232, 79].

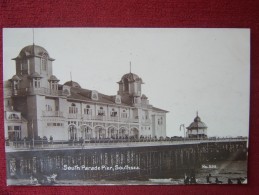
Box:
[180, 124, 185, 142]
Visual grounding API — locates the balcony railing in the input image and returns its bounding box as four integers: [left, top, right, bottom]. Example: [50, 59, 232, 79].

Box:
[42, 111, 64, 117]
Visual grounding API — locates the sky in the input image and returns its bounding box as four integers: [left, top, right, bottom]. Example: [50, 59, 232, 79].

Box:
[3, 28, 250, 137]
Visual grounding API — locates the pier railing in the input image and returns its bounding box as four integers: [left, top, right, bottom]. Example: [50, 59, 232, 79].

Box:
[5, 137, 248, 151]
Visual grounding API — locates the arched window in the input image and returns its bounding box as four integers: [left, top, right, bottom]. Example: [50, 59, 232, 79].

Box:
[98, 107, 105, 116]
[121, 109, 127, 118]
[110, 108, 117, 117]
[20, 60, 28, 75]
[33, 78, 41, 88]
[41, 53, 48, 71]
[8, 113, 20, 120]
[69, 103, 78, 114]
[84, 105, 92, 115]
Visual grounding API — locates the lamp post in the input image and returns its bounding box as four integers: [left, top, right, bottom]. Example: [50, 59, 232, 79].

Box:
[180, 124, 186, 142]
[31, 118, 34, 148]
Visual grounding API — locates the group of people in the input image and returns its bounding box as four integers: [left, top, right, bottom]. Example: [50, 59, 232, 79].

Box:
[206, 174, 244, 184]
[184, 172, 197, 184]
[184, 173, 245, 184]
[206, 174, 223, 184]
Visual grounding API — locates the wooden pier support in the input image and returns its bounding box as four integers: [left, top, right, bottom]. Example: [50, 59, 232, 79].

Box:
[6, 140, 247, 180]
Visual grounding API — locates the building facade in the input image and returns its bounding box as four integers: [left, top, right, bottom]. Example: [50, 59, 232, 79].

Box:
[4, 44, 168, 141]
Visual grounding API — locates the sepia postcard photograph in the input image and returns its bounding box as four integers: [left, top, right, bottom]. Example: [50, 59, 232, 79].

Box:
[3, 28, 250, 186]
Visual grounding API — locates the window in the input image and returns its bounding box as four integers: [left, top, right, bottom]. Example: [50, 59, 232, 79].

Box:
[45, 104, 52, 111]
[121, 110, 127, 118]
[14, 82, 19, 90]
[115, 95, 121, 104]
[84, 105, 92, 115]
[20, 61, 28, 75]
[110, 108, 117, 117]
[8, 125, 21, 141]
[158, 117, 163, 125]
[34, 79, 41, 88]
[8, 113, 20, 120]
[98, 107, 105, 116]
[47, 123, 64, 127]
[41, 53, 48, 71]
[51, 83, 57, 90]
[68, 121, 76, 125]
[91, 91, 98, 100]
[69, 103, 78, 114]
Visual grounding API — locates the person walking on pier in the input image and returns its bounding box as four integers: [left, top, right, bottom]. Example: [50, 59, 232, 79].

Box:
[184, 174, 190, 184]
[228, 178, 233, 184]
[206, 174, 212, 184]
[215, 177, 223, 184]
[190, 172, 197, 184]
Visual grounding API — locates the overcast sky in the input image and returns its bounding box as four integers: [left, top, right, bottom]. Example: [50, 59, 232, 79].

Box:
[3, 28, 250, 137]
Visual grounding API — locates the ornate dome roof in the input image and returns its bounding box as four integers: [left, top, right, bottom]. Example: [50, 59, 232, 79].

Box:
[187, 114, 208, 130]
[64, 81, 81, 88]
[141, 94, 148, 99]
[11, 75, 21, 81]
[194, 116, 201, 122]
[13, 44, 54, 61]
[119, 72, 143, 83]
[49, 75, 60, 81]
[29, 72, 42, 78]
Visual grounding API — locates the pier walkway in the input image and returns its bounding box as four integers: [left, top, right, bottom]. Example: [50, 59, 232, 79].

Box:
[5, 137, 248, 152]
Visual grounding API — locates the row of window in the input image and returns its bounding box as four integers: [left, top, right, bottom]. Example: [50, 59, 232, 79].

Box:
[68, 104, 128, 117]
[19, 54, 48, 76]
[68, 121, 77, 125]
[141, 126, 151, 130]
[13, 80, 59, 90]
[8, 126, 21, 131]
[47, 123, 64, 127]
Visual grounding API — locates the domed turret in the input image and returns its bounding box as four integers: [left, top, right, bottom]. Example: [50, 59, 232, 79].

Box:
[120, 73, 143, 83]
[29, 72, 42, 78]
[186, 112, 208, 138]
[11, 75, 21, 81]
[11, 44, 56, 90]
[48, 75, 60, 82]
[117, 72, 143, 98]
[64, 80, 81, 88]
[13, 44, 54, 61]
